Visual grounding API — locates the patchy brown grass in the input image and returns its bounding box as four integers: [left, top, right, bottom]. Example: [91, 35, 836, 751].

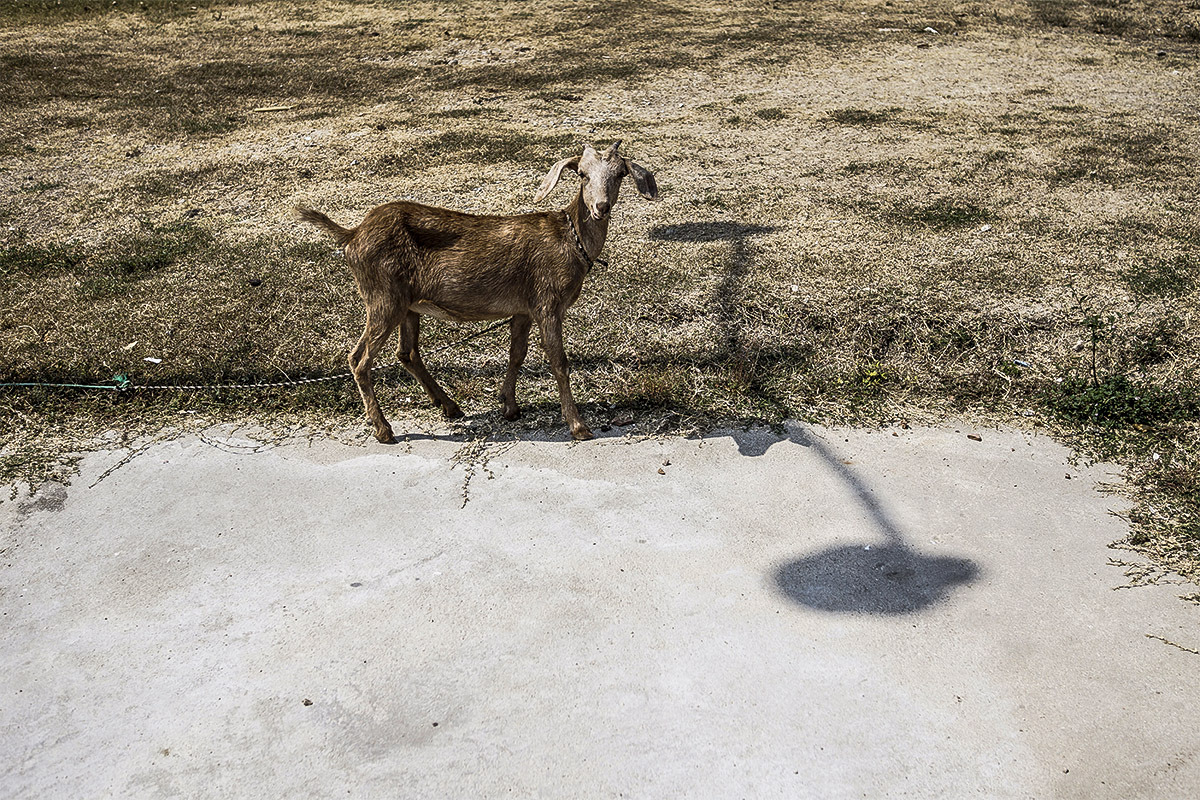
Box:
[1, 0, 1198, 581]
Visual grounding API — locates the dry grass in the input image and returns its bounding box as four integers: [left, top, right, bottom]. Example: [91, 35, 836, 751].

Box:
[1, 0, 1198, 581]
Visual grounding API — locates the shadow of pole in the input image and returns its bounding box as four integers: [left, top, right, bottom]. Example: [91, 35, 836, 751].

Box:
[758, 428, 980, 615]
[655, 222, 980, 615]
[648, 221, 776, 365]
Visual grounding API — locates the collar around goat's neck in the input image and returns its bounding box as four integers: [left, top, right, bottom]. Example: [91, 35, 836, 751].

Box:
[565, 198, 608, 273]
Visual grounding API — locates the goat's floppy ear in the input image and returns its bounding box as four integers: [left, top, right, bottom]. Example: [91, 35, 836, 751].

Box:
[623, 159, 658, 200]
[534, 156, 580, 202]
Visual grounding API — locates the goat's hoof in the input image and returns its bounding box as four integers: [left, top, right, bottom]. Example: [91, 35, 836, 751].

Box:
[375, 427, 396, 444]
[571, 425, 594, 441]
[442, 403, 464, 420]
[501, 405, 521, 421]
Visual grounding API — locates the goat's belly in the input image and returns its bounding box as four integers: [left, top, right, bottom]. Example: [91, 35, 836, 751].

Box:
[410, 300, 509, 323]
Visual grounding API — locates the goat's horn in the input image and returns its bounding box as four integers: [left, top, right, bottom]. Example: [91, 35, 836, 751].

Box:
[605, 140, 622, 157]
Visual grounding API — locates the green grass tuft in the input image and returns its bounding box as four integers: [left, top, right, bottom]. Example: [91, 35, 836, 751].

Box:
[1121, 255, 1196, 299]
[1045, 375, 1198, 429]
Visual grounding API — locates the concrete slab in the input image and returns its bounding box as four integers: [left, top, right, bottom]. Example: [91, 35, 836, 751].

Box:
[1, 423, 1197, 799]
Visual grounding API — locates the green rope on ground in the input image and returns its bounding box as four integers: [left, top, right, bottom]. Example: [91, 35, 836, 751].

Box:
[0, 381, 123, 391]
[0, 320, 511, 394]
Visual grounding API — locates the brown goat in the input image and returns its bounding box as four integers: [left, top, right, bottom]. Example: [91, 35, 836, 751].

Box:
[296, 141, 657, 443]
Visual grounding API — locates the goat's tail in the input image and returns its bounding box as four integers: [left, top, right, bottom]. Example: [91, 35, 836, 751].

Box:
[294, 206, 356, 246]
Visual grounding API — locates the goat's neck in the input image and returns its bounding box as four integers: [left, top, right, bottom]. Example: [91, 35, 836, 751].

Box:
[566, 192, 609, 262]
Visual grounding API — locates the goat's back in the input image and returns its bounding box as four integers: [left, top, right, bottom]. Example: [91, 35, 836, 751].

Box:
[345, 202, 579, 319]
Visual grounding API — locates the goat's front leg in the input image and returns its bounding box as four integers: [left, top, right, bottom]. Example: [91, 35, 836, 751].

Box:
[536, 312, 592, 440]
[398, 311, 463, 419]
[500, 315, 532, 421]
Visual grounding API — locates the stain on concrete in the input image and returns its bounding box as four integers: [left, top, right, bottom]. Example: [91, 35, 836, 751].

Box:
[16, 482, 68, 517]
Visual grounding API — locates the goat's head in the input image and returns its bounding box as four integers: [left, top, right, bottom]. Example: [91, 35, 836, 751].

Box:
[534, 141, 658, 220]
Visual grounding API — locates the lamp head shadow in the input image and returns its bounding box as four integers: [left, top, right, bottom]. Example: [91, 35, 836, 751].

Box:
[772, 541, 980, 615]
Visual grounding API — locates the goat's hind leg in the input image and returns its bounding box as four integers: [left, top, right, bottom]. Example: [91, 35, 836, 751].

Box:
[398, 311, 463, 419]
[500, 314, 532, 421]
[350, 308, 402, 443]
